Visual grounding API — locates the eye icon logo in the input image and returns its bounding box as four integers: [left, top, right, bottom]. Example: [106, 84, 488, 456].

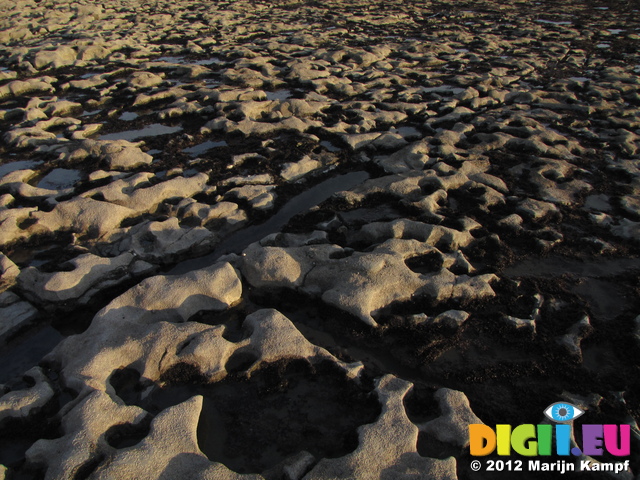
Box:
[544, 402, 585, 423]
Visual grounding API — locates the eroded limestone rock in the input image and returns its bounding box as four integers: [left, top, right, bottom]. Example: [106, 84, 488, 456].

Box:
[241, 236, 496, 326]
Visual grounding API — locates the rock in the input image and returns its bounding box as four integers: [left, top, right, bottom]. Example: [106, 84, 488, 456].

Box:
[502, 294, 543, 334]
[516, 198, 560, 220]
[620, 195, 640, 218]
[420, 388, 483, 447]
[43, 99, 82, 117]
[3, 126, 57, 149]
[81, 172, 209, 214]
[375, 141, 431, 173]
[497, 213, 523, 230]
[220, 174, 273, 186]
[123, 218, 216, 263]
[557, 315, 592, 359]
[34, 46, 77, 69]
[89, 396, 257, 480]
[70, 123, 102, 140]
[76, 3, 103, 18]
[0, 367, 54, 422]
[17, 253, 153, 305]
[36, 260, 244, 398]
[223, 66, 270, 87]
[340, 132, 382, 151]
[0, 160, 42, 181]
[70, 139, 154, 170]
[127, 71, 164, 89]
[286, 60, 331, 83]
[26, 389, 148, 480]
[224, 116, 321, 136]
[242, 309, 340, 369]
[469, 173, 509, 194]
[0, 71, 17, 81]
[0, 3, 638, 475]
[225, 184, 276, 211]
[241, 238, 496, 326]
[427, 310, 470, 328]
[2, 176, 65, 203]
[178, 200, 248, 230]
[32, 197, 136, 240]
[280, 155, 323, 182]
[347, 219, 477, 251]
[283, 451, 315, 480]
[503, 315, 536, 333]
[77, 45, 111, 61]
[93, 261, 242, 327]
[0, 194, 14, 210]
[0, 291, 39, 343]
[0, 78, 55, 100]
[66, 73, 109, 89]
[307, 375, 457, 479]
[527, 160, 592, 205]
[0, 254, 19, 292]
[0, 206, 39, 246]
[372, 132, 408, 150]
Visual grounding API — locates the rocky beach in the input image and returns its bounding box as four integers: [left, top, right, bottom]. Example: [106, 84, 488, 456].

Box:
[0, 0, 639, 478]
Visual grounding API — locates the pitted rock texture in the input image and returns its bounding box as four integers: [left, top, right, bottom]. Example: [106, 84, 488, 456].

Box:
[1, 0, 640, 479]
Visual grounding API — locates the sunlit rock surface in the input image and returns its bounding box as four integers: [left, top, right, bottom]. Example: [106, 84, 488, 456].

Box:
[1, 0, 639, 478]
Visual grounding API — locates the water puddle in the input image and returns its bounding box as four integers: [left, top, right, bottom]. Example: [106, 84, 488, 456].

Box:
[194, 58, 224, 65]
[503, 256, 640, 321]
[0, 160, 43, 180]
[265, 90, 292, 101]
[169, 171, 369, 275]
[80, 109, 102, 117]
[535, 19, 572, 26]
[597, 43, 611, 49]
[154, 56, 224, 66]
[421, 85, 465, 95]
[320, 140, 340, 152]
[503, 256, 640, 278]
[99, 124, 182, 142]
[607, 29, 624, 35]
[156, 56, 183, 63]
[182, 140, 227, 156]
[118, 111, 138, 121]
[37, 168, 82, 190]
[0, 325, 64, 383]
[393, 126, 422, 140]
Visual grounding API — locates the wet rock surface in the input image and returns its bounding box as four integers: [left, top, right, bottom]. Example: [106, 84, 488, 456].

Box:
[1, 0, 640, 478]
